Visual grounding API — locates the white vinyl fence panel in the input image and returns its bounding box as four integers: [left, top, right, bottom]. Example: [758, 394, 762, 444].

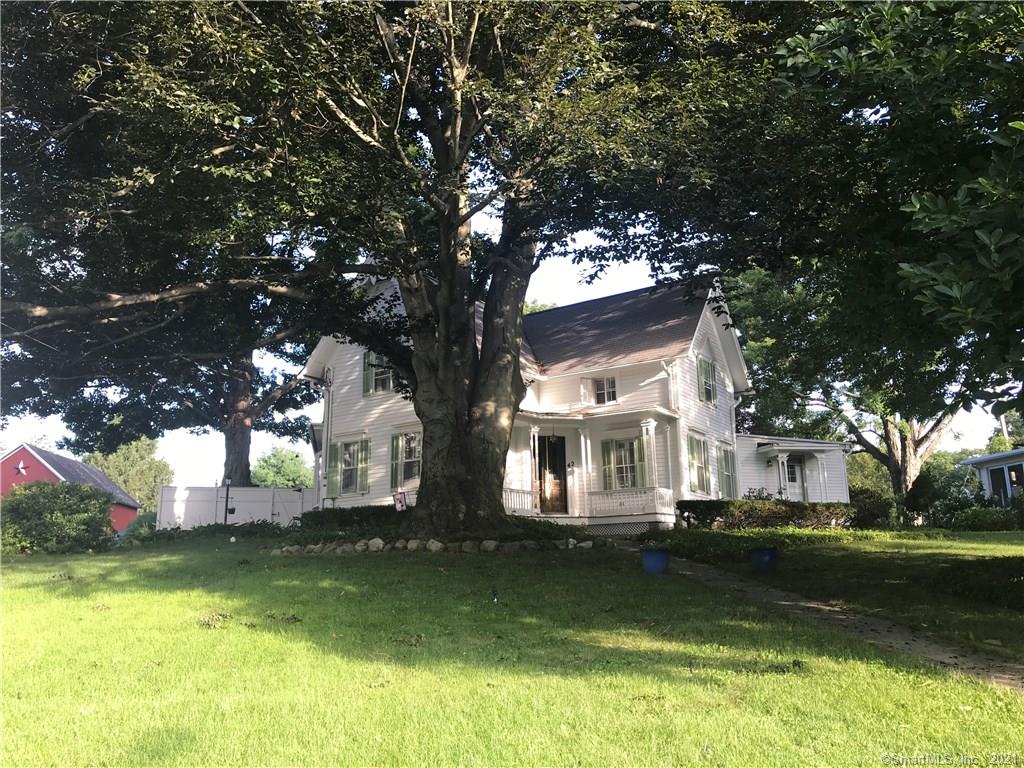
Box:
[156, 486, 317, 530]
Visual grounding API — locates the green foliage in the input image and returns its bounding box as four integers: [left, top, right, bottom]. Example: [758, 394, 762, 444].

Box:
[298, 505, 406, 533]
[650, 526, 949, 563]
[1, 481, 113, 553]
[987, 435, 1015, 453]
[847, 487, 895, 530]
[523, 301, 557, 315]
[904, 448, 980, 516]
[675, 499, 854, 530]
[846, 453, 895, 500]
[947, 505, 1019, 532]
[939, 557, 1024, 611]
[251, 447, 314, 489]
[84, 438, 173, 515]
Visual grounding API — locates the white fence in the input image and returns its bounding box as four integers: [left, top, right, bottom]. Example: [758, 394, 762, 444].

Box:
[156, 485, 317, 530]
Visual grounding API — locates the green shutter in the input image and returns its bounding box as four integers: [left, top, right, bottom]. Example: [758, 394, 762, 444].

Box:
[715, 444, 724, 498]
[358, 438, 370, 494]
[327, 442, 340, 497]
[635, 436, 646, 489]
[687, 434, 698, 492]
[697, 358, 706, 401]
[601, 440, 614, 490]
[390, 434, 401, 490]
[710, 361, 718, 403]
[362, 352, 373, 395]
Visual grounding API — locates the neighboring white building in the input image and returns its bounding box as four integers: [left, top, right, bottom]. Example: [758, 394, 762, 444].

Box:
[960, 447, 1024, 506]
[301, 284, 850, 533]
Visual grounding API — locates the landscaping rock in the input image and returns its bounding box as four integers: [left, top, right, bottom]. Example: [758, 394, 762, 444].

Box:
[383, 543, 393, 552]
[312, 543, 326, 554]
[338, 543, 355, 554]
[354, 540, 369, 553]
[368, 537, 385, 552]
[567, 538, 577, 549]
[394, 539, 408, 550]
[500, 540, 521, 553]
[480, 540, 499, 552]
[426, 539, 445, 553]
[553, 539, 567, 550]
[446, 542, 462, 553]
[577, 540, 594, 550]
[270, 548, 283, 557]
[323, 542, 337, 553]
[461, 541, 479, 554]
[304, 544, 318, 554]
[406, 539, 422, 552]
[520, 540, 539, 551]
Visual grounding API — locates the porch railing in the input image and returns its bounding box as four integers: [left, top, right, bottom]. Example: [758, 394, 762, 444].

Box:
[587, 487, 675, 517]
[502, 487, 541, 515]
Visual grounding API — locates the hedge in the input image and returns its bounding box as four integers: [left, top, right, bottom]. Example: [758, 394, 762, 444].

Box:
[675, 498, 854, 530]
[1, 481, 114, 553]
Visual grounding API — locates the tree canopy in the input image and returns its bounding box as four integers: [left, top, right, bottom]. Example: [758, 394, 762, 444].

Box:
[251, 447, 314, 489]
[84, 437, 173, 516]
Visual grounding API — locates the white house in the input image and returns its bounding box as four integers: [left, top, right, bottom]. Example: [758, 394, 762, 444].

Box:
[301, 284, 850, 534]
[960, 447, 1024, 505]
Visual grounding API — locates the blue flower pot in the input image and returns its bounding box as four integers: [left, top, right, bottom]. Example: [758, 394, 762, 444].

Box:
[641, 548, 671, 575]
[750, 546, 779, 574]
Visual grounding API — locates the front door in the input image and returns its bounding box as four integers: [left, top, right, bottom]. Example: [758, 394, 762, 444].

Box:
[538, 435, 568, 515]
[786, 457, 806, 501]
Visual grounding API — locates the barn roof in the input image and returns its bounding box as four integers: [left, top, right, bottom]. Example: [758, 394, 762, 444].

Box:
[20, 445, 141, 508]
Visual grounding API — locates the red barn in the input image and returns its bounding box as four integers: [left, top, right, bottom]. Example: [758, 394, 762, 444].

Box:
[0, 444, 141, 532]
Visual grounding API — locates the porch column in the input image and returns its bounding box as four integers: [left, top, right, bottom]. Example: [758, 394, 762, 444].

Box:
[529, 426, 541, 495]
[641, 418, 658, 488]
[775, 453, 790, 499]
[578, 427, 591, 516]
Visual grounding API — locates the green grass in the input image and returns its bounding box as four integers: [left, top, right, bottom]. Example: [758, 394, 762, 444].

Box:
[657, 528, 1024, 662]
[3, 539, 1022, 767]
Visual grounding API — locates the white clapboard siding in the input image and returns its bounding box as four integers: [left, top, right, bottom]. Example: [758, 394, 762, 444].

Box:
[156, 486, 317, 529]
[533, 360, 669, 413]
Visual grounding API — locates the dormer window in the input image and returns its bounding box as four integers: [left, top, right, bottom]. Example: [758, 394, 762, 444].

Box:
[697, 356, 717, 404]
[362, 352, 393, 395]
[594, 377, 617, 405]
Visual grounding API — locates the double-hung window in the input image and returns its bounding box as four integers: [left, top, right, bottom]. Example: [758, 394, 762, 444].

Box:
[600, 436, 647, 490]
[717, 445, 737, 499]
[362, 351, 393, 395]
[688, 433, 711, 494]
[327, 438, 370, 496]
[594, 377, 617, 405]
[697, 356, 717, 404]
[390, 432, 422, 490]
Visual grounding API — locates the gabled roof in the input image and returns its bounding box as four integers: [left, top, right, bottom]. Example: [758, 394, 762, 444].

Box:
[9, 444, 141, 508]
[960, 446, 1024, 466]
[522, 285, 704, 378]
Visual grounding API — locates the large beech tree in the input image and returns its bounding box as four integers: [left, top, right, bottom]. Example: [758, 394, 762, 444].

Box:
[3, 1, 760, 530]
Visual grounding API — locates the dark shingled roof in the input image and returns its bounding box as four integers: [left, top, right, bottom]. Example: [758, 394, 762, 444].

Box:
[522, 285, 705, 377]
[27, 445, 141, 508]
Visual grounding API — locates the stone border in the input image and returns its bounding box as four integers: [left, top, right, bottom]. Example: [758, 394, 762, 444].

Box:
[270, 536, 613, 557]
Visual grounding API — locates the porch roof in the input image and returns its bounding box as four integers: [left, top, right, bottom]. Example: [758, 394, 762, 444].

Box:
[738, 433, 850, 455]
[960, 446, 1024, 467]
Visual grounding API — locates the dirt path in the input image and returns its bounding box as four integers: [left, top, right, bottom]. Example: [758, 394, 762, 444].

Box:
[628, 547, 1024, 690]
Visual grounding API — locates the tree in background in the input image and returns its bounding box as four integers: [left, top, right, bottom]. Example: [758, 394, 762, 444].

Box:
[251, 448, 314, 489]
[523, 301, 557, 315]
[84, 438, 173, 516]
[987, 409, 1024, 453]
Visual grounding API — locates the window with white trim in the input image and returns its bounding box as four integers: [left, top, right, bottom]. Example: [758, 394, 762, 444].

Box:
[327, 438, 370, 496]
[697, 356, 717, 404]
[390, 432, 421, 489]
[717, 445, 737, 499]
[594, 377, 617, 405]
[600, 436, 646, 490]
[362, 352, 393, 395]
[688, 433, 711, 494]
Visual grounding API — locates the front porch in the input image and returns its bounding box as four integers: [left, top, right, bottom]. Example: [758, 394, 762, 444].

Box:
[502, 408, 679, 532]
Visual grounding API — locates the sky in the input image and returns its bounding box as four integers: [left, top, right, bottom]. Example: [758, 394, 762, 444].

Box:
[0, 255, 999, 485]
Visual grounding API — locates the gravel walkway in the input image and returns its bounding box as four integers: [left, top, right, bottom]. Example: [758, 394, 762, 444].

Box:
[629, 547, 1024, 690]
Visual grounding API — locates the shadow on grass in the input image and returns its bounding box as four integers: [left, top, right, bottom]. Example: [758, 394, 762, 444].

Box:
[4, 540, 997, 686]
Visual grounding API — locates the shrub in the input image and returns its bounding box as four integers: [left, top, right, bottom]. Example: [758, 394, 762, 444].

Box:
[1, 481, 114, 553]
[935, 557, 1024, 610]
[675, 498, 854, 530]
[948, 505, 1018, 531]
[847, 487, 895, 529]
[298, 505, 407, 532]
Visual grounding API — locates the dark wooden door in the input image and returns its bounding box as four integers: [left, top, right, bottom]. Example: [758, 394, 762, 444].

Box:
[538, 435, 567, 515]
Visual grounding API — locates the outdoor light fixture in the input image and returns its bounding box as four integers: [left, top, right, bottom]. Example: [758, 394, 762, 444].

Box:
[223, 477, 232, 525]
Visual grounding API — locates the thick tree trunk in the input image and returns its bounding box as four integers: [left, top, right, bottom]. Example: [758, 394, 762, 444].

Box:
[222, 352, 256, 486]
[400, 231, 534, 535]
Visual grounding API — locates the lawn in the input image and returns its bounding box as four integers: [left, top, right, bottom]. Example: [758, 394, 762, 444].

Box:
[3, 538, 1022, 767]
[656, 529, 1024, 662]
